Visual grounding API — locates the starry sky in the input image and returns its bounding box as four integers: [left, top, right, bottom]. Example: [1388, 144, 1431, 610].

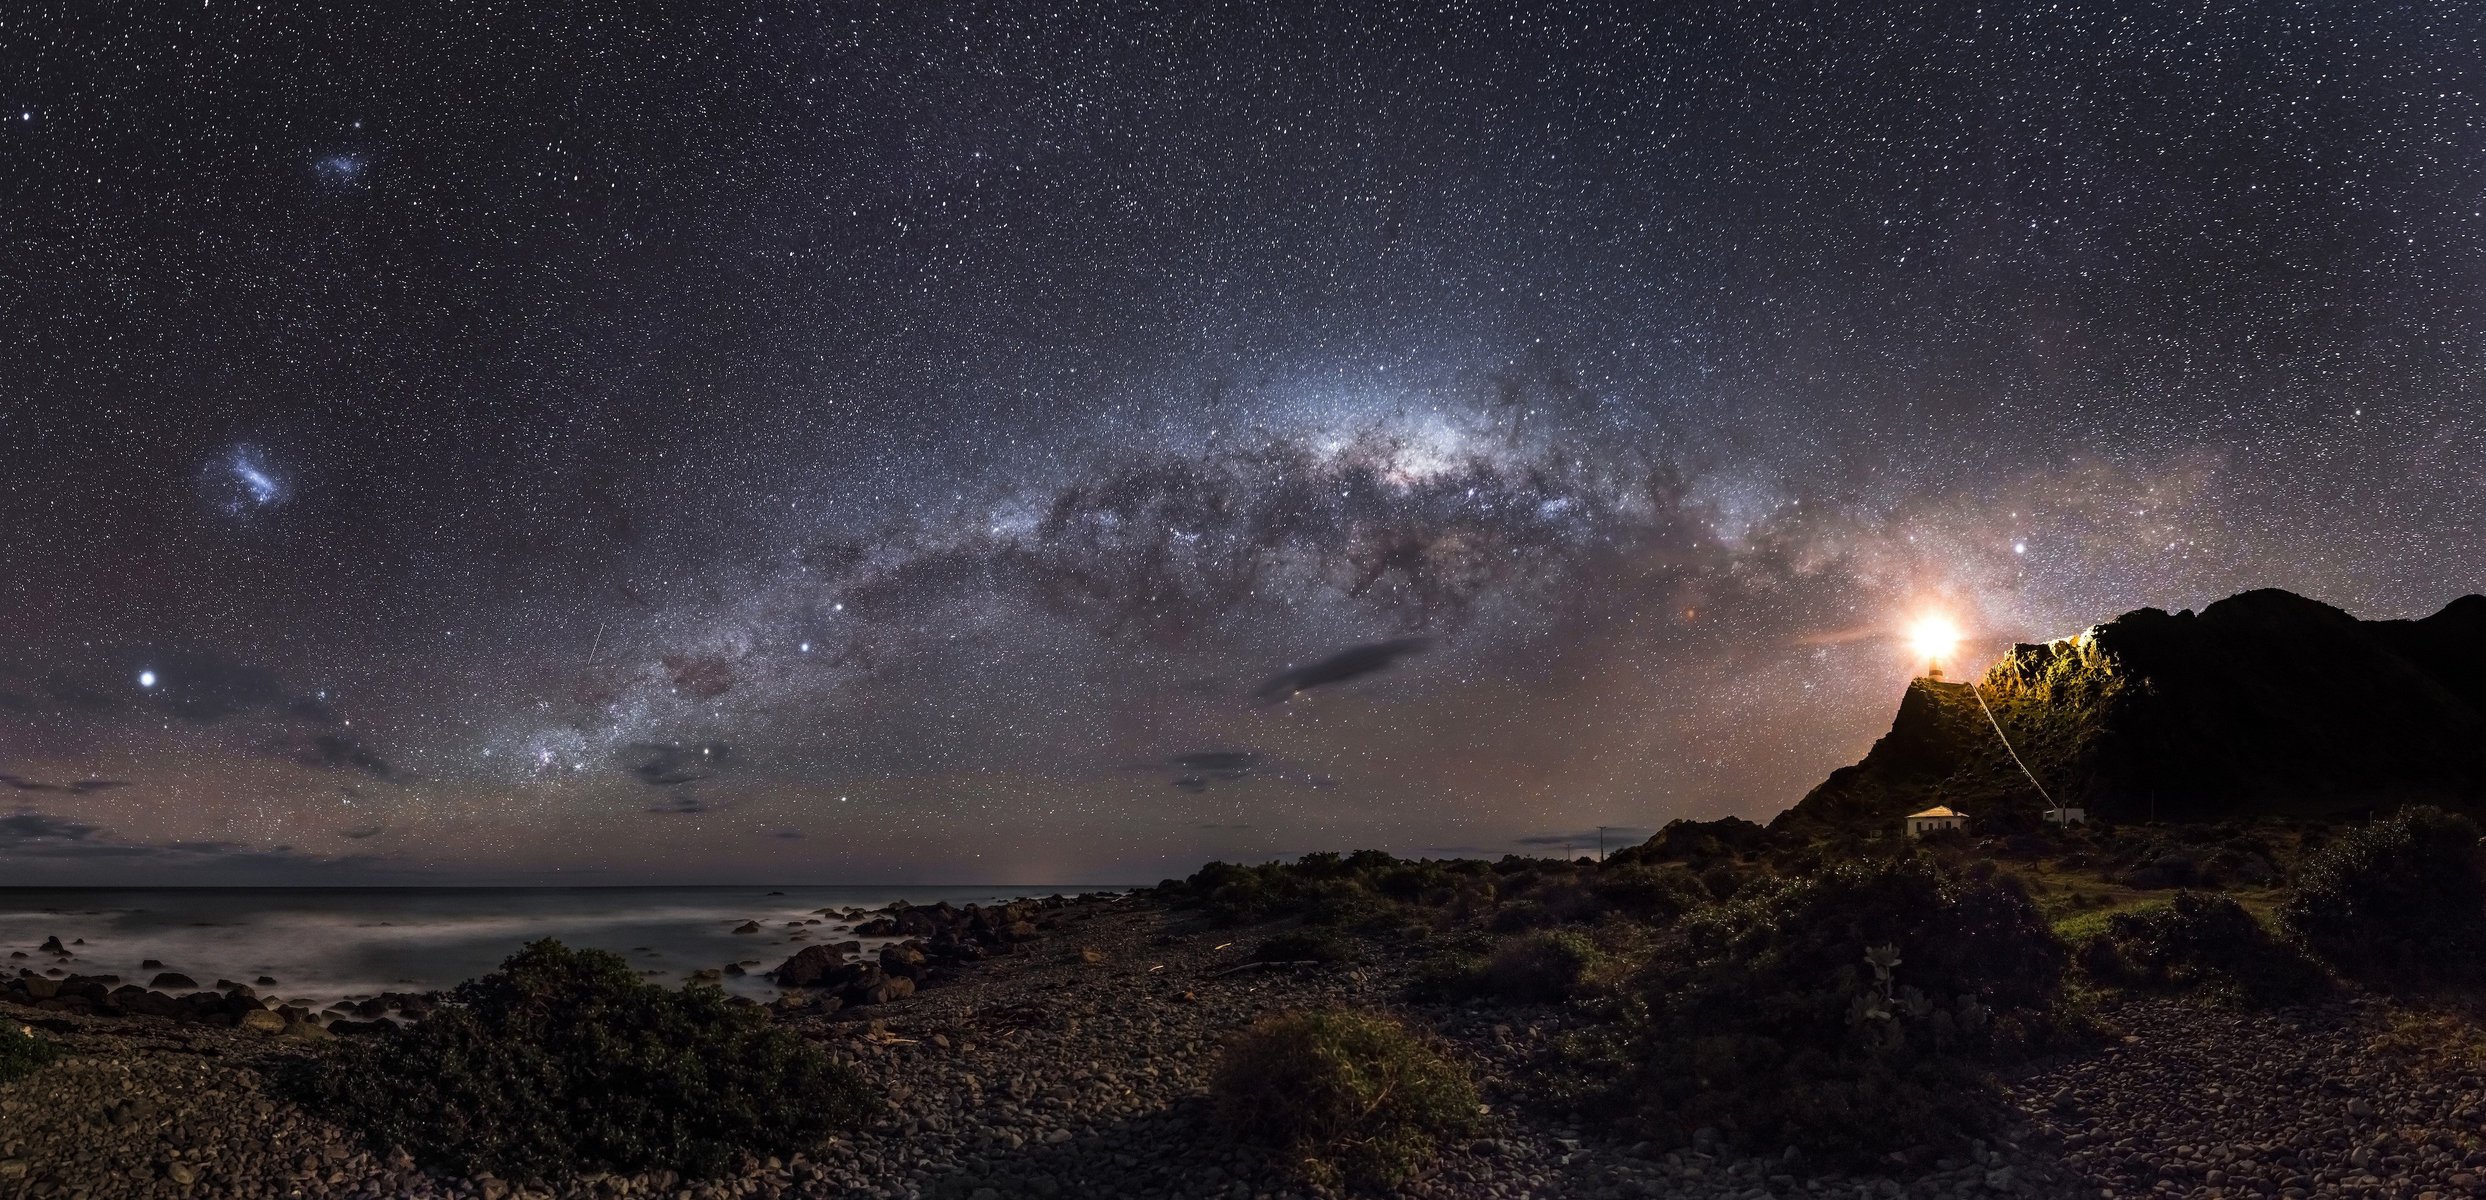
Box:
[3, 2, 2481, 884]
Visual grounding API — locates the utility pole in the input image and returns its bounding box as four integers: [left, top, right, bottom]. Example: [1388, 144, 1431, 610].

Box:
[1598, 826, 1613, 861]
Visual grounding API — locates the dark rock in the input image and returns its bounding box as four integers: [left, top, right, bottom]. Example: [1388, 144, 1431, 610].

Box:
[149, 971, 199, 990]
[733, 920, 763, 934]
[111, 986, 184, 1018]
[770, 944, 852, 988]
[142, 958, 163, 970]
[879, 943, 929, 980]
[38, 937, 63, 954]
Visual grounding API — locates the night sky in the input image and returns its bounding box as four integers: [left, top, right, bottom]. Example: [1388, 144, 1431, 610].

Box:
[4, 3, 2481, 884]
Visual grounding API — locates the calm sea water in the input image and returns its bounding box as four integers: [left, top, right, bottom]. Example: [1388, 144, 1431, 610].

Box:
[0, 886, 1099, 1008]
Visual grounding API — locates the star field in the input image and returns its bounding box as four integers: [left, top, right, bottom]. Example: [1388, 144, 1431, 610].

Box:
[1, 2, 2480, 882]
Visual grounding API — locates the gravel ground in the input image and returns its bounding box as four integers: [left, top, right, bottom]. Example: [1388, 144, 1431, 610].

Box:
[4, 898, 2479, 1200]
[2007, 994, 2486, 1199]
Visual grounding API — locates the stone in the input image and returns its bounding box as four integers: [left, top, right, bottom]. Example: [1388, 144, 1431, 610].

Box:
[239, 1008, 286, 1033]
[733, 921, 762, 934]
[150, 972, 200, 990]
[879, 943, 929, 979]
[770, 944, 852, 988]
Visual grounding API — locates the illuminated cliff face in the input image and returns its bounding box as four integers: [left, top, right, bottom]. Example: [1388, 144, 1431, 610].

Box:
[1782, 590, 2486, 831]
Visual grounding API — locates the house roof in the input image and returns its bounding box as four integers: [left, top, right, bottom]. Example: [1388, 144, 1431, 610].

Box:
[1906, 806, 1965, 819]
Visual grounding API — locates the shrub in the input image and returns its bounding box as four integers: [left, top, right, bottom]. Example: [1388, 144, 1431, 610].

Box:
[1489, 900, 1554, 933]
[1625, 858, 2069, 1165]
[1697, 861, 1755, 900]
[1589, 863, 1711, 924]
[0, 1023, 62, 1083]
[288, 940, 875, 1182]
[1211, 1009, 1479, 1190]
[2279, 806, 2486, 985]
[1480, 930, 1604, 1004]
[1409, 930, 1605, 1005]
[2076, 892, 2326, 1006]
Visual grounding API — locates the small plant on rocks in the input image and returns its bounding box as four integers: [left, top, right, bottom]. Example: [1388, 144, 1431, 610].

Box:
[1210, 1008, 1480, 1191]
[0, 1023, 62, 1083]
[287, 939, 876, 1182]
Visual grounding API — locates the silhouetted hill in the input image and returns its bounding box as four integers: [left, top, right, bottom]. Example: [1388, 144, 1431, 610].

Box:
[1776, 589, 2486, 831]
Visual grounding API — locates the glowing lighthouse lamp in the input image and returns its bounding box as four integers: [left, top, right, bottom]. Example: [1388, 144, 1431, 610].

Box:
[1908, 615, 1963, 681]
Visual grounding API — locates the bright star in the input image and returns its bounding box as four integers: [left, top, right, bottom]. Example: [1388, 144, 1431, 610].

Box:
[138, 670, 157, 689]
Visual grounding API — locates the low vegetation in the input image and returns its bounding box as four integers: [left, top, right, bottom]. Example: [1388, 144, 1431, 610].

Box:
[2075, 891, 2326, 1006]
[0, 1023, 62, 1083]
[1210, 1008, 1480, 1191]
[1168, 807, 2486, 1168]
[2279, 806, 2486, 986]
[1619, 858, 2072, 1165]
[288, 939, 875, 1182]
[1415, 929, 1607, 1005]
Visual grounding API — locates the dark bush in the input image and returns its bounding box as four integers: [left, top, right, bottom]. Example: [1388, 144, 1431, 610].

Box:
[1409, 930, 1605, 1005]
[1590, 863, 1711, 924]
[1374, 862, 1454, 903]
[1625, 857, 2069, 1165]
[2279, 806, 2486, 985]
[1211, 1008, 1479, 1190]
[1489, 900, 1554, 933]
[1697, 861, 1755, 900]
[0, 1023, 62, 1083]
[288, 940, 875, 1182]
[1481, 931, 1603, 1004]
[2077, 892, 2326, 1006]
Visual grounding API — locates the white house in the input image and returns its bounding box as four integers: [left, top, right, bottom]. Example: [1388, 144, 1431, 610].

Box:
[1903, 806, 1968, 838]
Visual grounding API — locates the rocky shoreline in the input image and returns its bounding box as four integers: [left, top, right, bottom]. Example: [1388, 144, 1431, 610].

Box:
[6, 894, 2486, 1199]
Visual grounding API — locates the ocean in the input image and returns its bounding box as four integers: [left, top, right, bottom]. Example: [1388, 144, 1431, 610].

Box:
[0, 885, 1099, 1008]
